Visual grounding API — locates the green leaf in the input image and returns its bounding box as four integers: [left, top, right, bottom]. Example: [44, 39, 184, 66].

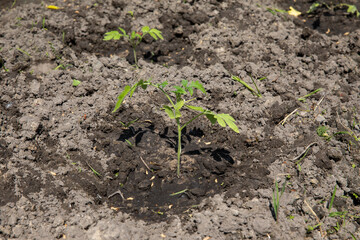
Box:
[189, 81, 206, 94]
[347, 5, 357, 14]
[72, 79, 81, 87]
[118, 27, 127, 35]
[174, 99, 185, 111]
[173, 86, 187, 95]
[130, 31, 136, 40]
[307, 2, 320, 13]
[157, 81, 168, 89]
[149, 28, 164, 40]
[206, 113, 217, 124]
[214, 114, 239, 133]
[163, 105, 175, 119]
[113, 85, 131, 113]
[186, 105, 206, 112]
[181, 79, 189, 88]
[104, 31, 123, 41]
[215, 115, 226, 127]
[141, 26, 150, 34]
[175, 109, 181, 118]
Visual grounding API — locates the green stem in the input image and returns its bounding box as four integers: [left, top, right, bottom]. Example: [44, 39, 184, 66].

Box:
[180, 112, 206, 131]
[177, 118, 182, 177]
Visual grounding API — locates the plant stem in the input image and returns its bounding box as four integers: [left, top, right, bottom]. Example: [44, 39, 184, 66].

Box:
[133, 48, 138, 68]
[176, 119, 182, 177]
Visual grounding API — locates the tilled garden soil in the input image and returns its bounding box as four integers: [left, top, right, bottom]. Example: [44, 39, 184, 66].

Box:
[1, 0, 360, 239]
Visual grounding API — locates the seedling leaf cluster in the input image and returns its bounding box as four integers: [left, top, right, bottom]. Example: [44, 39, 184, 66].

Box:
[113, 79, 239, 177]
[104, 26, 163, 68]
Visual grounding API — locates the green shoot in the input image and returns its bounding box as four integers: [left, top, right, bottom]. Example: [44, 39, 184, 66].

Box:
[307, 223, 322, 233]
[317, 126, 331, 141]
[339, 4, 360, 17]
[231, 75, 262, 97]
[11, 0, 16, 8]
[127, 11, 134, 17]
[170, 189, 188, 196]
[42, 17, 47, 30]
[266, 7, 287, 15]
[104, 26, 163, 68]
[125, 139, 133, 147]
[113, 79, 239, 177]
[86, 162, 101, 177]
[72, 79, 81, 87]
[119, 118, 139, 128]
[295, 147, 310, 172]
[272, 178, 287, 222]
[307, 3, 321, 13]
[16, 47, 31, 57]
[328, 184, 337, 211]
[298, 88, 322, 102]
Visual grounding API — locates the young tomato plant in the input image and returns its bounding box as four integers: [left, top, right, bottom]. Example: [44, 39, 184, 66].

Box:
[113, 79, 239, 177]
[104, 26, 163, 68]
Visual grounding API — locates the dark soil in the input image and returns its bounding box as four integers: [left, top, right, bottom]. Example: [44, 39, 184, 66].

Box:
[0, 0, 359, 239]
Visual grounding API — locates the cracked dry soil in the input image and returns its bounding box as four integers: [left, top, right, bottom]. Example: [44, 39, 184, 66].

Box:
[0, 0, 360, 239]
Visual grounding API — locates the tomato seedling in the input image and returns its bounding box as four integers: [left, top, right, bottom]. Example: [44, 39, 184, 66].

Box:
[113, 79, 239, 177]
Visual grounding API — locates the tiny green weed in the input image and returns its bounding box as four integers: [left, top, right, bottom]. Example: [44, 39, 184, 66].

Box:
[317, 125, 331, 141]
[104, 26, 163, 68]
[72, 79, 81, 87]
[231, 75, 262, 97]
[272, 177, 287, 222]
[113, 79, 239, 177]
[298, 88, 322, 102]
[16, 47, 31, 57]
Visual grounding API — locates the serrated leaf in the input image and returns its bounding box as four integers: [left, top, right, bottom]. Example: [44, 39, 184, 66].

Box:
[149, 32, 158, 40]
[104, 31, 122, 41]
[118, 27, 127, 35]
[215, 114, 239, 133]
[189, 81, 206, 94]
[173, 86, 187, 95]
[181, 79, 188, 88]
[113, 85, 131, 113]
[158, 81, 168, 89]
[186, 105, 205, 112]
[163, 105, 175, 119]
[141, 26, 150, 34]
[150, 28, 164, 40]
[217, 113, 236, 122]
[174, 99, 185, 111]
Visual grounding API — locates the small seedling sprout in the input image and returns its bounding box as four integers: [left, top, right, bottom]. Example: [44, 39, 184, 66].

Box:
[104, 26, 163, 68]
[72, 79, 81, 87]
[170, 189, 188, 196]
[298, 88, 322, 102]
[231, 75, 262, 97]
[272, 178, 287, 222]
[113, 79, 239, 177]
[328, 184, 337, 211]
